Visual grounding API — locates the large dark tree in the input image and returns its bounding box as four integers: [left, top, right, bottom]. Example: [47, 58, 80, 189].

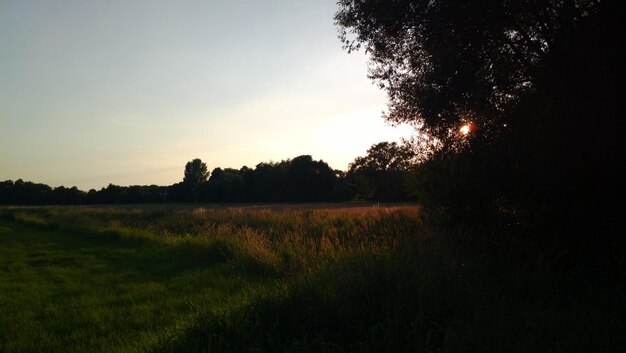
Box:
[335, 0, 617, 138]
[336, 0, 622, 238]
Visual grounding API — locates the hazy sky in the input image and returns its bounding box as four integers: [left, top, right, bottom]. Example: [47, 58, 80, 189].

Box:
[0, 0, 412, 190]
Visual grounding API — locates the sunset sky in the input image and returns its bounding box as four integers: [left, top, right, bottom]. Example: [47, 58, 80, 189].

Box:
[0, 0, 412, 190]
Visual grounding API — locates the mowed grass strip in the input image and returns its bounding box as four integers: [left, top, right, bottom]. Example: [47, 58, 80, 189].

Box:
[0, 220, 263, 353]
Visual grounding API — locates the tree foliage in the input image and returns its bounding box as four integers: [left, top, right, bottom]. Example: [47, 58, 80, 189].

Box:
[349, 142, 416, 173]
[336, 0, 622, 235]
[183, 158, 209, 186]
[335, 0, 613, 139]
[346, 142, 416, 201]
[1, 150, 418, 205]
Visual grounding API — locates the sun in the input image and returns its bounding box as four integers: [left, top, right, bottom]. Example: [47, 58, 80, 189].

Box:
[459, 123, 471, 136]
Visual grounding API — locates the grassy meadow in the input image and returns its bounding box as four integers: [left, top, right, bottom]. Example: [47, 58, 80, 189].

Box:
[0, 205, 623, 352]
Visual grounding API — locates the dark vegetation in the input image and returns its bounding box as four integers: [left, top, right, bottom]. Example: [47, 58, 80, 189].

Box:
[335, 0, 623, 247]
[1, 1, 624, 352]
[1, 145, 417, 205]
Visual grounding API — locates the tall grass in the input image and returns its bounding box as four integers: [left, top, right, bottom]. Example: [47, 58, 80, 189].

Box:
[1, 205, 623, 352]
[0, 205, 421, 277]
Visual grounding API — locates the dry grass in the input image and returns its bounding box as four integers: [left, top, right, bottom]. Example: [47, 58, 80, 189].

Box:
[0, 204, 422, 277]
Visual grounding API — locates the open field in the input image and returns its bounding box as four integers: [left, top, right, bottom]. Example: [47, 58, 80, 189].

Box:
[0, 205, 623, 352]
[0, 220, 268, 353]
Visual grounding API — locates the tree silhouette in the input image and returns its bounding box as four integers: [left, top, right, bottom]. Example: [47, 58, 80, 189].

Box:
[348, 142, 415, 201]
[335, 0, 613, 141]
[349, 142, 415, 174]
[284, 155, 336, 202]
[336, 0, 622, 237]
[183, 159, 209, 186]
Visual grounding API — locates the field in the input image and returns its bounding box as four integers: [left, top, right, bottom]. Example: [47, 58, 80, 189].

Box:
[0, 205, 623, 352]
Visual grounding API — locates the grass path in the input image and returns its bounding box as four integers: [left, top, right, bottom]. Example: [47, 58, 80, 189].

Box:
[0, 219, 263, 353]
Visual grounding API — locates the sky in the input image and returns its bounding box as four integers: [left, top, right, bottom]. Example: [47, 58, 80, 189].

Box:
[0, 0, 413, 190]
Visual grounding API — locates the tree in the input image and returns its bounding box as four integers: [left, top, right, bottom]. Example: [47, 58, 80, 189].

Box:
[349, 142, 416, 174]
[180, 159, 209, 202]
[183, 159, 209, 186]
[336, 1, 622, 235]
[335, 0, 614, 140]
[284, 155, 336, 202]
[200, 168, 245, 202]
[347, 142, 416, 201]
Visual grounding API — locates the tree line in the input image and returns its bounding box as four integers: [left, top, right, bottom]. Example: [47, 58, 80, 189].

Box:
[0, 143, 417, 205]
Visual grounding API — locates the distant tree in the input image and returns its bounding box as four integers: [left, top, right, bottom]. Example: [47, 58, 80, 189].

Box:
[349, 142, 416, 174]
[332, 181, 358, 202]
[347, 142, 416, 201]
[248, 162, 285, 202]
[199, 168, 245, 202]
[0, 179, 52, 204]
[167, 182, 187, 202]
[0, 180, 165, 205]
[180, 159, 209, 202]
[113, 185, 167, 204]
[98, 184, 124, 204]
[284, 155, 336, 202]
[51, 186, 84, 205]
[85, 189, 99, 204]
[183, 159, 209, 186]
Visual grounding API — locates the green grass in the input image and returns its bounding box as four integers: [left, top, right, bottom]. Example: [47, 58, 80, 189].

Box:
[0, 205, 623, 352]
[0, 219, 264, 353]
